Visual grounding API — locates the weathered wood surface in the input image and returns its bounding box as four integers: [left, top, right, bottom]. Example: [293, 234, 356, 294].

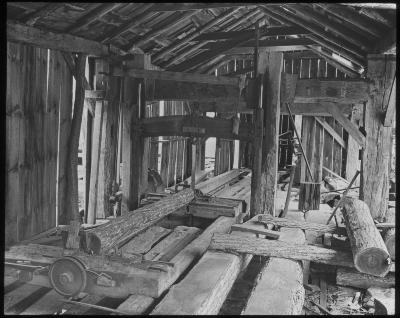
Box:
[341, 197, 391, 277]
[189, 197, 243, 219]
[86, 188, 195, 254]
[257, 214, 337, 233]
[197, 169, 244, 194]
[120, 226, 172, 256]
[242, 226, 305, 315]
[210, 233, 355, 267]
[19, 289, 66, 315]
[117, 294, 155, 315]
[140, 115, 252, 140]
[336, 267, 395, 289]
[4, 284, 49, 314]
[145, 226, 201, 261]
[230, 223, 280, 239]
[382, 208, 395, 260]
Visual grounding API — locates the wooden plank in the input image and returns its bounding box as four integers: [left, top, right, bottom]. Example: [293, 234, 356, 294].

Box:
[230, 223, 280, 239]
[4, 284, 50, 314]
[120, 226, 172, 256]
[20, 289, 66, 315]
[324, 102, 366, 148]
[62, 294, 104, 315]
[203, 38, 316, 50]
[117, 295, 155, 315]
[315, 117, 346, 149]
[383, 77, 396, 127]
[197, 169, 243, 194]
[7, 20, 125, 56]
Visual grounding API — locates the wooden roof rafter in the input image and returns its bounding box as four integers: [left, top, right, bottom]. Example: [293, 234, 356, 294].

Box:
[22, 3, 64, 26]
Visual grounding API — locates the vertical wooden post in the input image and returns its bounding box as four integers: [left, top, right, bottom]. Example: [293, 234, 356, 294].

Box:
[361, 54, 396, 220]
[345, 105, 362, 185]
[191, 141, 197, 190]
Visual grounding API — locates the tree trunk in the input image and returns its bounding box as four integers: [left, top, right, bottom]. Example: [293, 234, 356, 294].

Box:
[86, 188, 195, 254]
[382, 207, 395, 260]
[336, 267, 395, 289]
[210, 233, 355, 268]
[257, 214, 337, 233]
[341, 197, 391, 277]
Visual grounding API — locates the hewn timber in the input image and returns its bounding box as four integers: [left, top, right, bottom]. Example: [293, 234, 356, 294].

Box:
[257, 214, 337, 234]
[189, 197, 243, 219]
[210, 233, 355, 267]
[361, 55, 396, 220]
[242, 226, 305, 315]
[197, 169, 244, 195]
[113, 67, 241, 86]
[86, 188, 195, 254]
[193, 26, 310, 41]
[382, 208, 395, 261]
[341, 197, 391, 277]
[336, 267, 395, 289]
[139, 116, 252, 140]
[323, 102, 366, 148]
[7, 20, 125, 57]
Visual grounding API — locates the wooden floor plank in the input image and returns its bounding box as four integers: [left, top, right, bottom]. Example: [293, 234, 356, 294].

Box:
[62, 294, 104, 315]
[20, 289, 67, 315]
[4, 284, 50, 314]
[117, 294, 155, 315]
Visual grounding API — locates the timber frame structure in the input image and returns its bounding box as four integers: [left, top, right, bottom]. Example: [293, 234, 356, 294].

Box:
[4, 2, 397, 316]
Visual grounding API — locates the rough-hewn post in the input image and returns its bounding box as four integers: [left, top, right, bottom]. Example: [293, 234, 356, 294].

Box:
[361, 54, 396, 220]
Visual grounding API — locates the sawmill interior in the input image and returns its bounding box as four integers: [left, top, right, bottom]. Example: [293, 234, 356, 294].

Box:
[4, 2, 397, 315]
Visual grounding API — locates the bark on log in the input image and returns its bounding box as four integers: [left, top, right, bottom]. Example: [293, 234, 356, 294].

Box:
[210, 233, 355, 267]
[257, 214, 337, 234]
[86, 188, 195, 254]
[382, 208, 395, 260]
[336, 267, 395, 289]
[340, 197, 391, 277]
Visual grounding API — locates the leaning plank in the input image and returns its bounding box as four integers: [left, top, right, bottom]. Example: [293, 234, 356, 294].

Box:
[257, 213, 337, 233]
[341, 197, 391, 277]
[242, 227, 305, 315]
[117, 294, 155, 315]
[20, 289, 67, 315]
[146, 226, 201, 261]
[210, 233, 355, 267]
[120, 226, 172, 256]
[197, 169, 243, 194]
[7, 20, 125, 56]
[336, 267, 395, 289]
[86, 188, 195, 254]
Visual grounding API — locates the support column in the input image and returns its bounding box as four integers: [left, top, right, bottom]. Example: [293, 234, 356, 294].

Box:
[361, 54, 395, 220]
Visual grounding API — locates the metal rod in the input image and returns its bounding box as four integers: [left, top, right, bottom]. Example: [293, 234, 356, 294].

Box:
[61, 299, 125, 315]
[286, 102, 314, 182]
[326, 170, 360, 225]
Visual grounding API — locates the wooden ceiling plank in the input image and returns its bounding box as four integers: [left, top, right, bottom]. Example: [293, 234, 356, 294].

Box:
[7, 20, 126, 57]
[261, 6, 366, 67]
[287, 4, 373, 51]
[161, 9, 261, 69]
[129, 10, 201, 50]
[99, 3, 155, 43]
[340, 3, 396, 10]
[202, 38, 316, 50]
[316, 4, 385, 38]
[152, 7, 241, 63]
[66, 3, 122, 34]
[149, 3, 258, 12]
[23, 3, 63, 26]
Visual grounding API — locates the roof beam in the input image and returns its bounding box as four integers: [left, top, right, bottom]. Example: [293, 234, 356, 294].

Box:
[225, 45, 315, 55]
[22, 3, 63, 26]
[7, 20, 126, 57]
[340, 3, 396, 10]
[192, 26, 310, 41]
[260, 6, 366, 67]
[98, 3, 155, 43]
[149, 3, 259, 12]
[161, 9, 262, 69]
[112, 67, 243, 86]
[66, 3, 122, 34]
[128, 10, 201, 50]
[202, 38, 316, 50]
[152, 7, 241, 63]
[316, 4, 385, 38]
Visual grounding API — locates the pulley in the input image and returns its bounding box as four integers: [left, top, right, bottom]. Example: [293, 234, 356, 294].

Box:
[48, 256, 87, 297]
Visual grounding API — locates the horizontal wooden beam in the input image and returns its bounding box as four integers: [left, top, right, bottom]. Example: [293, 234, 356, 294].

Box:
[192, 26, 310, 41]
[202, 38, 316, 50]
[112, 67, 242, 86]
[149, 3, 259, 11]
[7, 20, 125, 57]
[314, 117, 347, 149]
[226, 45, 316, 55]
[340, 3, 396, 9]
[323, 102, 366, 148]
[139, 115, 252, 140]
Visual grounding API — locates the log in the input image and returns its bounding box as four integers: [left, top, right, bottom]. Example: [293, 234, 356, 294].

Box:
[382, 208, 395, 260]
[336, 267, 395, 290]
[210, 233, 355, 268]
[340, 197, 391, 277]
[196, 169, 243, 195]
[86, 188, 195, 254]
[257, 214, 337, 234]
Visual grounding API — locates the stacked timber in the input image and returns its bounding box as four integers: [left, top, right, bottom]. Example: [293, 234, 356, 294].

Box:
[340, 197, 391, 277]
[85, 188, 195, 254]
